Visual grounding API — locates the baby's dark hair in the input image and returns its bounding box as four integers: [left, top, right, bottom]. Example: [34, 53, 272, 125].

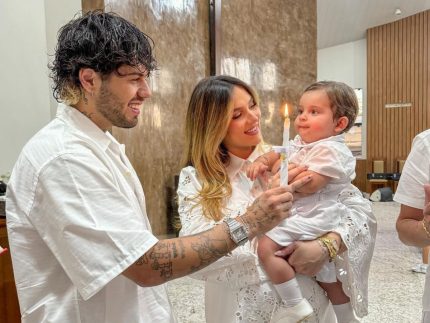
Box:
[303, 81, 358, 133]
[50, 10, 157, 104]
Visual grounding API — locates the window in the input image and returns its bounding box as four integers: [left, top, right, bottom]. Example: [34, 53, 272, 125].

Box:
[345, 88, 365, 158]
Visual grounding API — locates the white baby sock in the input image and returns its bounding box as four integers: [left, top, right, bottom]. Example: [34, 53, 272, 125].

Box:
[273, 278, 303, 307]
[332, 302, 359, 323]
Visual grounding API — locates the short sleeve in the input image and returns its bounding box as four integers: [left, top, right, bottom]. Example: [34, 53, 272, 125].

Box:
[295, 142, 355, 180]
[29, 152, 158, 300]
[394, 134, 430, 209]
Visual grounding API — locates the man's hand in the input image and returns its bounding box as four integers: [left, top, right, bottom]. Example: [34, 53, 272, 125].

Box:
[240, 174, 312, 238]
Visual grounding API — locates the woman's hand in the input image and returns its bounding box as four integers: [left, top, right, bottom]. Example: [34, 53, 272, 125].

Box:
[274, 240, 329, 276]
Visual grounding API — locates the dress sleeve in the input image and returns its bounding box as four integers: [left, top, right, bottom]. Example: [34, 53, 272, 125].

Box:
[333, 184, 377, 318]
[177, 167, 261, 287]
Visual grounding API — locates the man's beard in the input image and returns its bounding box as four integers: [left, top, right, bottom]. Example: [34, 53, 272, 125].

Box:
[96, 82, 138, 129]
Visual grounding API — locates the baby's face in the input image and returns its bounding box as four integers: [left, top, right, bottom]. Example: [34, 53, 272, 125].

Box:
[294, 89, 341, 143]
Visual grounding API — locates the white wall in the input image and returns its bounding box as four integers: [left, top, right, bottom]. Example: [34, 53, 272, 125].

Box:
[0, 0, 80, 176]
[317, 38, 367, 90]
[44, 0, 82, 117]
[317, 38, 367, 158]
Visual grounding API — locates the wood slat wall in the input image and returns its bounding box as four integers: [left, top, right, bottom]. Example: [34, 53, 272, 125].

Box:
[357, 10, 430, 192]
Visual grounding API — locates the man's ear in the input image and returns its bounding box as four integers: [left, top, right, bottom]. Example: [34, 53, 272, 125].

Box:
[78, 68, 100, 94]
[335, 116, 349, 133]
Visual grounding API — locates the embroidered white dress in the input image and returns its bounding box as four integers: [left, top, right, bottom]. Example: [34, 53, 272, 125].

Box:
[266, 135, 358, 283]
[178, 144, 376, 322]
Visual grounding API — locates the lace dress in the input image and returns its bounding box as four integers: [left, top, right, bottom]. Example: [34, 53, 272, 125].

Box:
[177, 148, 376, 322]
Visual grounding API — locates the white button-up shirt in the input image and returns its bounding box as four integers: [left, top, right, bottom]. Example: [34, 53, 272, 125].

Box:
[6, 104, 175, 322]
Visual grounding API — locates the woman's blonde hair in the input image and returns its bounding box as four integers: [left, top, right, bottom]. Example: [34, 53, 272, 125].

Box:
[183, 75, 259, 221]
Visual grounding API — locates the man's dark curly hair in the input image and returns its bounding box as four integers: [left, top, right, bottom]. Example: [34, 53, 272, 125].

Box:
[50, 10, 157, 104]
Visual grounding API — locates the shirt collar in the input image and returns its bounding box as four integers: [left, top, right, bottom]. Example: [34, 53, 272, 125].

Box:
[226, 146, 263, 180]
[56, 103, 114, 151]
[293, 133, 345, 148]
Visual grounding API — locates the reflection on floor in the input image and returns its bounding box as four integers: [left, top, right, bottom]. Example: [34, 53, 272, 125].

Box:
[167, 202, 425, 323]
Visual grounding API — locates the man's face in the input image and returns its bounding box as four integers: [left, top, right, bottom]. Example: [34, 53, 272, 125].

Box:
[95, 65, 151, 129]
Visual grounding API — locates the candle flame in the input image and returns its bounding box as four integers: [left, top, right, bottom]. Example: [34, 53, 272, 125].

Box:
[284, 103, 289, 119]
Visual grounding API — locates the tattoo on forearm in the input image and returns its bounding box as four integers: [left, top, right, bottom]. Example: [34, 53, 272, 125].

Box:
[189, 229, 230, 273]
[134, 225, 233, 282]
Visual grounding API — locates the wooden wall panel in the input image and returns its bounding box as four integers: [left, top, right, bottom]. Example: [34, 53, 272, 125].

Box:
[358, 10, 430, 192]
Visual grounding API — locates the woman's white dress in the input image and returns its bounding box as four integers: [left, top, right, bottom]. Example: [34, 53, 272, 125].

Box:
[177, 145, 376, 323]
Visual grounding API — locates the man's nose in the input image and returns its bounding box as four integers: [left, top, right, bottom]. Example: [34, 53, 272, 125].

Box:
[138, 79, 152, 98]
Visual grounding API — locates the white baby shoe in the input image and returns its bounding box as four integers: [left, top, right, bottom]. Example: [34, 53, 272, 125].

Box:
[271, 299, 314, 323]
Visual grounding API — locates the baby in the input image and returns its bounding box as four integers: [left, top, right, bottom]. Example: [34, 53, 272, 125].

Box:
[248, 81, 361, 323]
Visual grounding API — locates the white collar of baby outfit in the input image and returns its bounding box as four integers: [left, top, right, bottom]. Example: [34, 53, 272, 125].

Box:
[292, 133, 345, 148]
[226, 146, 262, 180]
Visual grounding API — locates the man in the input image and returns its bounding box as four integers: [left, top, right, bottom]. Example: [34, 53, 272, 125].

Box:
[6, 11, 309, 322]
[395, 128, 430, 321]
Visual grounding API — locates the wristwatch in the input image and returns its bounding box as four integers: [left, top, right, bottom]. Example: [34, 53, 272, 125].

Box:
[223, 217, 249, 246]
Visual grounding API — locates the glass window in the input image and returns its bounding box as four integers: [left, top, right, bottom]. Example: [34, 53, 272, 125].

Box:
[345, 88, 365, 158]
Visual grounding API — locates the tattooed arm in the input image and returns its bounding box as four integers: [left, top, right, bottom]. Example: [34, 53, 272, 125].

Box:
[123, 178, 310, 287]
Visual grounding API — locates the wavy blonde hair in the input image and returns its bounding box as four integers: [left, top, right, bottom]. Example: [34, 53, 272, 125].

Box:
[183, 75, 260, 221]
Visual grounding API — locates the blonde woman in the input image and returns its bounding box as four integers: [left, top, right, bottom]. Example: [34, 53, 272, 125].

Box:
[177, 75, 376, 322]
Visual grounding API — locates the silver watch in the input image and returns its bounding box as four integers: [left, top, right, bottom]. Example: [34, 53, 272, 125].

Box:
[223, 217, 249, 246]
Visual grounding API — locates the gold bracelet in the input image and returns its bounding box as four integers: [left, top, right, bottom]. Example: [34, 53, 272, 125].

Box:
[317, 239, 329, 256]
[318, 237, 339, 262]
[422, 219, 430, 239]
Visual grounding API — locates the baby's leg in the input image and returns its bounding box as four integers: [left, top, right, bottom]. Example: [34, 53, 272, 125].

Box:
[319, 280, 358, 323]
[258, 236, 314, 321]
[318, 280, 349, 305]
[257, 235, 295, 283]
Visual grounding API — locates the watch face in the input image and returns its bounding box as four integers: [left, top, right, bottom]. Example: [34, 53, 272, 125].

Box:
[233, 227, 248, 241]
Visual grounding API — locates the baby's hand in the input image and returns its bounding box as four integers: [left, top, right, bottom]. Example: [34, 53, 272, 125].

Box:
[246, 160, 269, 181]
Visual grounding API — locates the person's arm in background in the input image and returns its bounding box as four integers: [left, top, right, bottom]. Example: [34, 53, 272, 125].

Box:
[396, 185, 430, 247]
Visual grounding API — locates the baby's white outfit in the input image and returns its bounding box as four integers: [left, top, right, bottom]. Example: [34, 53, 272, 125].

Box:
[266, 134, 356, 283]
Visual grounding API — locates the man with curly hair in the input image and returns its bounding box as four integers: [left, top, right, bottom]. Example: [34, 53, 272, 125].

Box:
[5, 11, 309, 322]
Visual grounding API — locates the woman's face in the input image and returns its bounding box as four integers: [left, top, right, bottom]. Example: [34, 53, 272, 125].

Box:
[222, 86, 262, 159]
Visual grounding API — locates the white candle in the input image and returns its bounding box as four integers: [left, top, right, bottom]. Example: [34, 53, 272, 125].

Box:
[283, 109, 290, 146]
[280, 104, 290, 186]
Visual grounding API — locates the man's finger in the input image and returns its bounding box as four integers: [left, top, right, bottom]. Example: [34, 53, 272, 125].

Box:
[288, 166, 308, 182]
[289, 175, 312, 192]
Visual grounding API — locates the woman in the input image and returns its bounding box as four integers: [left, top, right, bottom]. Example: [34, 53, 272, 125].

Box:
[177, 75, 376, 322]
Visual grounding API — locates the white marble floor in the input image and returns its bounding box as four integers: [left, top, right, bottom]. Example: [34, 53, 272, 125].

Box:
[167, 202, 426, 322]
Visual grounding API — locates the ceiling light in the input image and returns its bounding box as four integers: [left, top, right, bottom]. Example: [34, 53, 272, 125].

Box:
[394, 8, 402, 16]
